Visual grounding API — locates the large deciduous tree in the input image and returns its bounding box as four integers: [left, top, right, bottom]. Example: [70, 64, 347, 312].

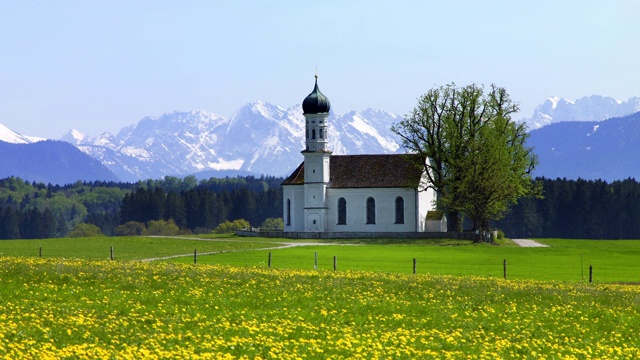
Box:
[392, 83, 538, 236]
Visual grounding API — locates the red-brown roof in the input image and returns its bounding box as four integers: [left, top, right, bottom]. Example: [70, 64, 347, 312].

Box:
[282, 154, 425, 188]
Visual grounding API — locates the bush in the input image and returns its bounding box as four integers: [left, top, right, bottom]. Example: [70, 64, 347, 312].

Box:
[497, 229, 505, 240]
[260, 217, 284, 231]
[144, 219, 180, 236]
[68, 223, 103, 238]
[213, 219, 250, 234]
[114, 221, 146, 236]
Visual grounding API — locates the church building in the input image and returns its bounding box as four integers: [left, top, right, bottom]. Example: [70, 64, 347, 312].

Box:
[282, 76, 440, 233]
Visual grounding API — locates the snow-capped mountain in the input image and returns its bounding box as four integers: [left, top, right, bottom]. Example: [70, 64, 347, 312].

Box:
[0, 123, 45, 144]
[64, 103, 402, 181]
[522, 95, 640, 130]
[60, 129, 86, 144]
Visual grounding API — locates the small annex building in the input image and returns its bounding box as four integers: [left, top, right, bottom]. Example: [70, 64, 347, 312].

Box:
[282, 76, 439, 233]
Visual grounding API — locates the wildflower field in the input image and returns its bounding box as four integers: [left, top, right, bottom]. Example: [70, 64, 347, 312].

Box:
[2, 255, 640, 359]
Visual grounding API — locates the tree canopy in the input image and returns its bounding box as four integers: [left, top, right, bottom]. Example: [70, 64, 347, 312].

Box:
[392, 83, 538, 235]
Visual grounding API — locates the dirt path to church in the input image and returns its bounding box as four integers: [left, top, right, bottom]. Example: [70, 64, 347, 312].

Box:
[139, 237, 357, 262]
[512, 239, 549, 247]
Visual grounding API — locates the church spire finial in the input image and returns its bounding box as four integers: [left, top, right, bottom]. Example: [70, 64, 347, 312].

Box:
[302, 70, 330, 114]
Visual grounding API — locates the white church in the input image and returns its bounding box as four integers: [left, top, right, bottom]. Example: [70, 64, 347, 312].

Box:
[282, 76, 443, 234]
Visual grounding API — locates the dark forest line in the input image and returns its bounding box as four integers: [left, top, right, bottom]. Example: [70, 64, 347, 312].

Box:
[0, 175, 283, 239]
[3, 175, 640, 239]
[494, 177, 640, 239]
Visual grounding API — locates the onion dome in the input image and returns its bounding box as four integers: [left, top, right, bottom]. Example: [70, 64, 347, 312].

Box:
[302, 75, 331, 114]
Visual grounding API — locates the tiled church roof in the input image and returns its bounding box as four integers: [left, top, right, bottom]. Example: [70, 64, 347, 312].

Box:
[282, 154, 425, 188]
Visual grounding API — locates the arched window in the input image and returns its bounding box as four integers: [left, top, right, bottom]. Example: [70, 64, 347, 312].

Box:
[366, 197, 376, 224]
[286, 198, 291, 226]
[319, 128, 324, 139]
[395, 197, 405, 224]
[312, 129, 316, 139]
[337, 197, 347, 225]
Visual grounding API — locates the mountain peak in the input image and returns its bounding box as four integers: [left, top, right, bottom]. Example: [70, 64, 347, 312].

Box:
[0, 123, 43, 144]
[60, 129, 86, 144]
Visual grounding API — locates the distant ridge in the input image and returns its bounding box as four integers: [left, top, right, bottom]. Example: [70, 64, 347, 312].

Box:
[527, 111, 640, 182]
[0, 140, 119, 184]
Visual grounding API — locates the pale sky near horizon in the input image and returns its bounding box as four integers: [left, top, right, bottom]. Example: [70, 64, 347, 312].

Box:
[1, 1, 639, 139]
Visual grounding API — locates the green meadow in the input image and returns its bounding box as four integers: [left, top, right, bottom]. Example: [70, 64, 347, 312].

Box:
[2, 236, 640, 283]
[2, 236, 640, 358]
[193, 238, 640, 283]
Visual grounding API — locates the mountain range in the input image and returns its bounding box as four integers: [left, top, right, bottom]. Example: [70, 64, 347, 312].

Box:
[522, 95, 640, 130]
[59, 103, 402, 182]
[2, 95, 640, 184]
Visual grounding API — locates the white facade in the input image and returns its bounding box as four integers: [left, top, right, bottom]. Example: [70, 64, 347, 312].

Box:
[284, 180, 437, 233]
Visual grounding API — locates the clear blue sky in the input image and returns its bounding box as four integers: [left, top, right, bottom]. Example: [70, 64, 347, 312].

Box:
[1, 1, 638, 138]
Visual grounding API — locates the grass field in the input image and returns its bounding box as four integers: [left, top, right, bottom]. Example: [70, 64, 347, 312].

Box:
[0, 236, 272, 261]
[2, 236, 640, 358]
[2, 236, 640, 283]
[173, 237, 640, 283]
[1, 256, 638, 359]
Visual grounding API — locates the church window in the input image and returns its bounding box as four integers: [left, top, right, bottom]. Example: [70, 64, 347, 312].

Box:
[395, 196, 405, 224]
[286, 198, 291, 226]
[366, 197, 376, 224]
[337, 197, 347, 225]
[319, 129, 324, 139]
[312, 129, 316, 139]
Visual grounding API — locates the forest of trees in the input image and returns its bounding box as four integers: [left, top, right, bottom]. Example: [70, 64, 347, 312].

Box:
[0, 175, 283, 239]
[4, 174, 640, 240]
[494, 177, 640, 239]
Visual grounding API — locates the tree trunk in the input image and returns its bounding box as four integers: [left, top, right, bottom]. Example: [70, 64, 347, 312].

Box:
[448, 211, 463, 232]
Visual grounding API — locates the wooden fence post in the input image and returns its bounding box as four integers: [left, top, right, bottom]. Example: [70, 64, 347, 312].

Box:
[503, 259, 507, 279]
[110, 246, 114, 261]
[39, 247, 42, 257]
[413, 258, 417, 274]
[194, 249, 197, 264]
[268, 252, 272, 268]
[314, 252, 318, 270]
[589, 265, 593, 283]
[333, 256, 337, 271]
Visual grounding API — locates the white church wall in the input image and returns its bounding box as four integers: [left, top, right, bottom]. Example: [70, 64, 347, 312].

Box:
[326, 187, 418, 232]
[417, 187, 437, 232]
[416, 170, 438, 232]
[283, 185, 305, 232]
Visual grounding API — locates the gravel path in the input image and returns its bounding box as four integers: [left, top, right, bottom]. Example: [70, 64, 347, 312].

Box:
[512, 239, 549, 247]
[139, 238, 357, 262]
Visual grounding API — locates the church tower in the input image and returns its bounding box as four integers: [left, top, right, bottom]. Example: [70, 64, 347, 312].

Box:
[301, 75, 331, 231]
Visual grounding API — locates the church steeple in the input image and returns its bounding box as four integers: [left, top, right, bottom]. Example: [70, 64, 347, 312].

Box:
[303, 75, 331, 152]
[301, 75, 331, 232]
